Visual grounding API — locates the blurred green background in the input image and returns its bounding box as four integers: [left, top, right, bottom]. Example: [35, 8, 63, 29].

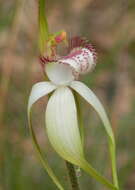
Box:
[0, 0, 135, 189]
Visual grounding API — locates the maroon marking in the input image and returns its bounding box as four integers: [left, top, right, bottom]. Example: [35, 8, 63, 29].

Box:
[68, 36, 97, 62]
[39, 55, 57, 64]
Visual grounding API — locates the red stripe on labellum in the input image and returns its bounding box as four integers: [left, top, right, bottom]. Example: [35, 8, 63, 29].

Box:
[39, 56, 57, 64]
[39, 56, 57, 72]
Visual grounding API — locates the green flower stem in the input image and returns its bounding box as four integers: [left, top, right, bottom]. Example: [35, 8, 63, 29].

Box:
[38, 0, 49, 54]
[109, 141, 119, 189]
[81, 160, 118, 190]
[38, 0, 50, 80]
[65, 161, 80, 190]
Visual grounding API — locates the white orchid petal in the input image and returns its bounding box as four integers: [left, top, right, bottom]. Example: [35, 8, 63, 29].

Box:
[27, 82, 64, 190]
[70, 81, 114, 143]
[45, 87, 84, 165]
[28, 81, 57, 113]
[45, 62, 74, 85]
[70, 81, 119, 188]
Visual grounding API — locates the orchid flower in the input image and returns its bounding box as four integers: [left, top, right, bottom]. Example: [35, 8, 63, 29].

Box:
[28, 37, 119, 190]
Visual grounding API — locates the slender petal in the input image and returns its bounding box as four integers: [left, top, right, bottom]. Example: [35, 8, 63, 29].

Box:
[27, 82, 64, 190]
[70, 81, 114, 141]
[28, 81, 56, 112]
[70, 81, 119, 188]
[45, 87, 84, 165]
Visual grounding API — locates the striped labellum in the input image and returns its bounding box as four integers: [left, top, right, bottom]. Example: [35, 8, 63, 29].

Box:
[40, 37, 97, 81]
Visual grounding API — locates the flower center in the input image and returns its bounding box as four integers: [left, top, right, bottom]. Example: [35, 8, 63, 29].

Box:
[45, 62, 74, 86]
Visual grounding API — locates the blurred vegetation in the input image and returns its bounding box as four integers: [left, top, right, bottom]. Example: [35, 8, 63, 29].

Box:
[0, 0, 135, 189]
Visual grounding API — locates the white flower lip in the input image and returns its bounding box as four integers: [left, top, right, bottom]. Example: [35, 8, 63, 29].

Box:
[45, 62, 75, 86]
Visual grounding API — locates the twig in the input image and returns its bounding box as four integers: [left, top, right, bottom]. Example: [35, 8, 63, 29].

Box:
[65, 161, 80, 190]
